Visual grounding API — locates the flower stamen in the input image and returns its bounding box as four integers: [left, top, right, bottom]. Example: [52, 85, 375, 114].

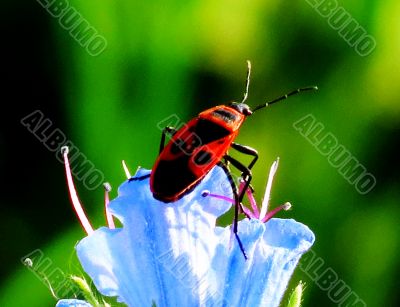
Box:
[122, 160, 131, 179]
[261, 202, 291, 223]
[61, 146, 94, 235]
[201, 190, 234, 203]
[104, 182, 115, 229]
[239, 179, 259, 217]
[259, 158, 279, 220]
[201, 190, 257, 219]
[202, 159, 290, 223]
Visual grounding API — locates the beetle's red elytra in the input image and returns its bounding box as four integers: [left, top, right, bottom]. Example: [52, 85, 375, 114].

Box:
[150, 105, 246, 203]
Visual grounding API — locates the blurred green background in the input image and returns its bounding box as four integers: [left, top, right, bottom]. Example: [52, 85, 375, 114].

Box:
[1, 0, 399, 306]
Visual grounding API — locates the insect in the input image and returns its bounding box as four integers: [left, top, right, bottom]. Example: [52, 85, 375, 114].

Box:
[131, 61, 317, 258]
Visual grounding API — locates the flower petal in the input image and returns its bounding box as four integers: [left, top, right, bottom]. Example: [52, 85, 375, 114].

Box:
[75, 165, 315, 307]
[213, 218, 315, 307]
[55, 299, 93, 307]
[76, 166, 233, 306]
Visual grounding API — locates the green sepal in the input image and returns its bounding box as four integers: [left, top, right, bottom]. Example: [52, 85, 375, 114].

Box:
[286, 281, 304, 307]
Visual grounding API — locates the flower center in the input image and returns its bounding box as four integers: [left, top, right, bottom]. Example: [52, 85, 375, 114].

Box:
[202, 158, 291, 223]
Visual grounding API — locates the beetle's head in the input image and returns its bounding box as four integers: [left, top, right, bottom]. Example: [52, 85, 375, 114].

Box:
[229, 102, 253, 116]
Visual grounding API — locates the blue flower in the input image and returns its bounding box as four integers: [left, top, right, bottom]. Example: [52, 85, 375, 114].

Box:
[59, 147, 314, 306]
[76, 166, 233, 306]
[72, 164, 314, 307]
[213, 218, 314, 306]
[56, 299, 93, 307]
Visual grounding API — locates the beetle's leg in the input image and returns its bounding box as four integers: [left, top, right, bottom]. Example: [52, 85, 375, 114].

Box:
[217, 162, 248, 260]
[230, 142, 258, 198]
[159, 126, 178, 153]
[224, 154, 253, 212]
[215, 161, 250, 217]
[230, 142, 259, 171]
[222, 155, 255, 260]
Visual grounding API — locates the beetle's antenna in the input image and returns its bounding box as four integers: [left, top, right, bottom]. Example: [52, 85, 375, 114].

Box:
[241, 60, 252, 103]
[252, 86, 318, 112]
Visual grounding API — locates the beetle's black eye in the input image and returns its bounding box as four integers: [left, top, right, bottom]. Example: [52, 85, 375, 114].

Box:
[243, 107, 252, 116]
[229, 103, 252, 116]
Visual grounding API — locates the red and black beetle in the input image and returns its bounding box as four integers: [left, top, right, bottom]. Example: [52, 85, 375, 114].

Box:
[131, 61, 317, 258]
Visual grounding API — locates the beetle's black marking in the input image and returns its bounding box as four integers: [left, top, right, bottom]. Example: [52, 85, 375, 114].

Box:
[170, 136, 202, 156]
[193, 150, 212, 165]
[212, 109, 237, 123]
[170, 138, 184, 155]
[185, 136, 202, 153]
[152, 157, 197, 201]
[194, 119, 230, 144]
[166, 119, 230, 158]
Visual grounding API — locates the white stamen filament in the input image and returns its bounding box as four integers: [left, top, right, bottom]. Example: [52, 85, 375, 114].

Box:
[104, 182, 115, 229]
[122, 160, 131, 179]
[62, 146, 94, 235]
[259, 158, 280, 220]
